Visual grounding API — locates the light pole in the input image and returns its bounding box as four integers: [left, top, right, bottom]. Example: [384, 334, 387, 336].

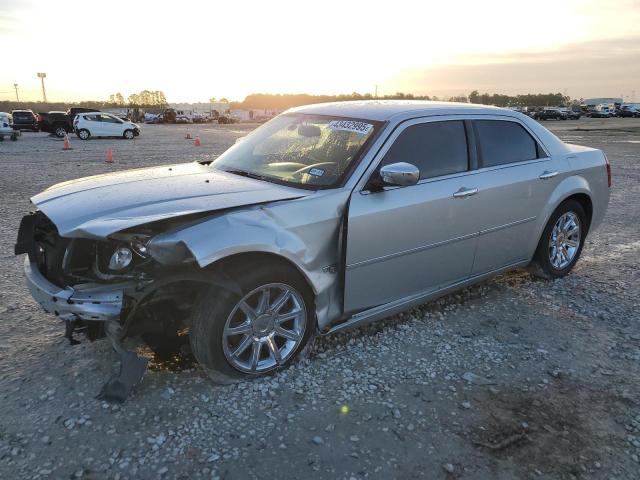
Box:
[13, 83, 19, 102]
[37, 72, 47, 102]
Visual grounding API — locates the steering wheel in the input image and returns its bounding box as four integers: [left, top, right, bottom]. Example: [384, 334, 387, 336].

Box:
[288, 162, 338, 183]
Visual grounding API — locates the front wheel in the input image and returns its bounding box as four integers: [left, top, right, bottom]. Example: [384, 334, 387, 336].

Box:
[123, 129, 134, 139]
[77, 129, 90, 140]
[189, 263, 314, 383]
[530, 199, 587, 278]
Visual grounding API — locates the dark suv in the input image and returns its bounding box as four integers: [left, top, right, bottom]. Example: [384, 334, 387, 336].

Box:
[533, 109, 567, 121]
[11, 110, 39, 131]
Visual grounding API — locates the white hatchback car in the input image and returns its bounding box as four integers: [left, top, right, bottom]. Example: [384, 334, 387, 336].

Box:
[74, 112, 140, 140]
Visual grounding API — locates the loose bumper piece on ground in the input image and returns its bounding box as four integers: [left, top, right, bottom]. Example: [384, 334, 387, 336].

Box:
[25, 259, 147, 403]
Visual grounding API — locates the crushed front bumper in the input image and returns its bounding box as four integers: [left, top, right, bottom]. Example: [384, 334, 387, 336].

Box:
[24, 257, 133, 322]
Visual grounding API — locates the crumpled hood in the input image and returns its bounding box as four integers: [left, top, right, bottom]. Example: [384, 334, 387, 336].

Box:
[31, 162, 309, 238]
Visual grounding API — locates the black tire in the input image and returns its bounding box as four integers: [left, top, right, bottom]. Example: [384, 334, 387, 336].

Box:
[77, 129, 90, 140]
[123, 129, 134, 140]
[530, 199, 587, 279]
[189, 261, 315, 384]
[54, 126, 67, 138]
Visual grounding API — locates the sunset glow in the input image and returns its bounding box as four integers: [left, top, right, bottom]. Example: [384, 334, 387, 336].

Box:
[2, 0, 639, 102]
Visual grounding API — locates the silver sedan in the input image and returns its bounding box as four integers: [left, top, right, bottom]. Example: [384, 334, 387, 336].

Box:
[17, 101, 610, 389]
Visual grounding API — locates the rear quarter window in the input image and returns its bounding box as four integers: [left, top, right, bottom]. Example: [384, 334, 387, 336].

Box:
[475, 120, 541, 167]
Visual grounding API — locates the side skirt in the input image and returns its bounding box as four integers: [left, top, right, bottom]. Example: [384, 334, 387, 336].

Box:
[325, 259, 530, 335]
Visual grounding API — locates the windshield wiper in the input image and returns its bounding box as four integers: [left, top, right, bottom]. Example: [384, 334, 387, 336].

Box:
[224, 169, 269, 181]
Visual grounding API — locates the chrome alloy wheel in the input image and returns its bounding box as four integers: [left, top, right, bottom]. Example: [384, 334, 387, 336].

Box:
[222, 283, 307, 373]
[548, 212, 581, 269]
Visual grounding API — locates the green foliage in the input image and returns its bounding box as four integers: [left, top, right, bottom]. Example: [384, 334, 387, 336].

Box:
[127, 90, 168, 108]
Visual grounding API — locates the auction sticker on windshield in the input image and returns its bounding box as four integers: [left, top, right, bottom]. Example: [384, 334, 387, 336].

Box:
[328, 120, 373, 135]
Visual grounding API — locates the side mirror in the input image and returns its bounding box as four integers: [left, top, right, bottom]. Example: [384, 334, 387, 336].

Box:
[379, 162, 420, 187]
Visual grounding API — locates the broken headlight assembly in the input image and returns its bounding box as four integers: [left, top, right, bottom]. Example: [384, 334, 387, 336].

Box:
[108, 246, 134, 270]
[97, 234, 152, 275]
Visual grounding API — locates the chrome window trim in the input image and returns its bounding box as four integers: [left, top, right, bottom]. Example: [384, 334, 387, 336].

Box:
[354, 113, 551, 193]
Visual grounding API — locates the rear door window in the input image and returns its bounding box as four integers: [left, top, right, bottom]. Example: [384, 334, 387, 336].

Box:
[381, 121, 469, 179]
[475, 120, 540, 167]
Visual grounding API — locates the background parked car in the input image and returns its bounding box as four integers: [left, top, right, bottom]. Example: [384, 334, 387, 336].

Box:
[618, 107, 640, 118]
[533, 109, 566, 121]
[11, 110, 39, 131]
[561, 110, 582, 120]
[74, 112, 141, 140]
[0, 112, 13, 134]
[588, 111, 611, 118]
[37, 111, 72, 138]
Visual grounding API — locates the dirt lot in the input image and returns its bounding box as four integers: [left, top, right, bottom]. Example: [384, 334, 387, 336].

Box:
[0, 118, 639, 480]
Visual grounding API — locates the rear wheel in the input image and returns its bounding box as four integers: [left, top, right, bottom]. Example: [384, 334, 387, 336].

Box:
[77, 129, 90, 140]
[530, 199, 587, 278]
[54, 126, 67, 138]
[189, 262, 314, 384]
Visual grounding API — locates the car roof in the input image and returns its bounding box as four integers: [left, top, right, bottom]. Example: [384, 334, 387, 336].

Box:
[12, 109, 33, 113]
[290, 99, 569, 156]
[287, 100, 508, 122]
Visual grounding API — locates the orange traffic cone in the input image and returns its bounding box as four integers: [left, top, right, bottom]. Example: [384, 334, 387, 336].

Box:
[63, 134, 72, 150]
[194, 136, 201, 146]
[105, 148, 113, 163]
[185, 132, 192, 139]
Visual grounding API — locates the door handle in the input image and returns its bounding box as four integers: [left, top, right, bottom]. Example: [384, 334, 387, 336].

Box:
[539, 170, 559, 180]
[452, 187, 479, 198]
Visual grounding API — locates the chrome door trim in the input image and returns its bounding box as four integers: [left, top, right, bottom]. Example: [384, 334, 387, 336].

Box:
[327, 259, 530, 334]
[346, 231, 479, 270]
[479, 216, 537, 235]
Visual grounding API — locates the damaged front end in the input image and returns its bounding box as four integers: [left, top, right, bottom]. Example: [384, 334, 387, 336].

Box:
[15, 211, 213, 402]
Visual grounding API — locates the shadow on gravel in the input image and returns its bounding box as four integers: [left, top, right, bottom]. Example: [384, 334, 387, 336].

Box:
[463, 378, 637, 478]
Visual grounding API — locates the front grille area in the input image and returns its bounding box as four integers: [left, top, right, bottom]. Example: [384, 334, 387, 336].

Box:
[31, 212, 71, 285]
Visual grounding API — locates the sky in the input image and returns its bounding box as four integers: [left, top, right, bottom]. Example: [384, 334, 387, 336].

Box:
[1, 0, 639, 103]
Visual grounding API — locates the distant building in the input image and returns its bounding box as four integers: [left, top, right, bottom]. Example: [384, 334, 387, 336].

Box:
[581, 98, 623, 108]
[230, 108, 283, 122]
[169, 102, 230, 116]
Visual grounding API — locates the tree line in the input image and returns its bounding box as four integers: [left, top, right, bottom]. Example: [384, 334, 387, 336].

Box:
[230, 91, 571, 110]
[1, 89, 573, 114]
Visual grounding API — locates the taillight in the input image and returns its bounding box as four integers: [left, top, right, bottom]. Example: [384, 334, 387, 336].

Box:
[604, 153, 612, 188]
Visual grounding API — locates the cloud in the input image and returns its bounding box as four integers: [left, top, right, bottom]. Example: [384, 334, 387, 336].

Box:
[389, 36, 640, 99]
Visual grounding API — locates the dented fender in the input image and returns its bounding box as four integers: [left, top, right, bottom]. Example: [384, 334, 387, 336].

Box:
[147, 191, 352, 330]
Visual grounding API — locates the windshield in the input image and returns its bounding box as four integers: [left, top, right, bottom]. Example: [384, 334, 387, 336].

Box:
[212, 113, 380, 189]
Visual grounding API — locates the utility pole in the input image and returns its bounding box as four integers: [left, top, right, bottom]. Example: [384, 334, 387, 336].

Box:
[13, 83, 19, 102]
[37, 72, 47, 102]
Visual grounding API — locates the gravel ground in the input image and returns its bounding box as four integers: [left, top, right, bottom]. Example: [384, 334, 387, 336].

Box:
[0, 120, 639, 480]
